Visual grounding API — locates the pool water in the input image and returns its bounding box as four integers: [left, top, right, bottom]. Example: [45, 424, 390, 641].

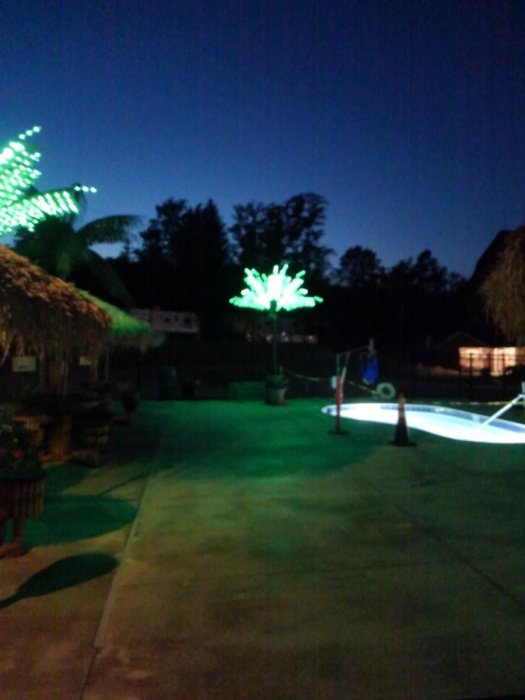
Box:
[322, 402, 525, 444]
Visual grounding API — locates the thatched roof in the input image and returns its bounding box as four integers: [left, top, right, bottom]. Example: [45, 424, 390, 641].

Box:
[78, 291, 165, 351]
[480, 226, 525, 344]
[0, 245, 109, 362]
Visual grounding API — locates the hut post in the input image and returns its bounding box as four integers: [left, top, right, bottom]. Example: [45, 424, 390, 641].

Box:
[103, 350, 110, 382]
[61, 352, 70, 397]
[38, 350, 46, 394]
[87, 352, 97, 383]
[46, 357, 64, 396]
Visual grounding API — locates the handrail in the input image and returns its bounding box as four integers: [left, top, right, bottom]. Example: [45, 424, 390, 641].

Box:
[478, 393, 525, 428]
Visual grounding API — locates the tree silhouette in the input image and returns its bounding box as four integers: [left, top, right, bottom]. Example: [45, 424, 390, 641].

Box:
[336, 246, 385, 288]
[231, 193, 332, 285]
[136, 198, 232, 337]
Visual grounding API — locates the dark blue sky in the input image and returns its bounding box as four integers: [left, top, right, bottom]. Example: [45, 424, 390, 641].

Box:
[1, 0, 524, 276]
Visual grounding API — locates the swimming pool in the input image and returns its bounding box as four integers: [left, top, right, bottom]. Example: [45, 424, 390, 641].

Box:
[322, 402, 525, 443]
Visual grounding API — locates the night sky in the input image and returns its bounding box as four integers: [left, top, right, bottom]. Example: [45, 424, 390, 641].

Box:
[2, 0, 524, 276]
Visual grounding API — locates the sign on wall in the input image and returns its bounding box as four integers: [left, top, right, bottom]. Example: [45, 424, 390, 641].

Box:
[12, 356, 37, 372]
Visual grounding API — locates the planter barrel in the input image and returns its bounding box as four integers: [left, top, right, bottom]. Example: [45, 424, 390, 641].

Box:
[159, 366, 178, 400]
[47, 414, 72, 463]
[0, 468, 47, 557]
[265, 386, 287, 406]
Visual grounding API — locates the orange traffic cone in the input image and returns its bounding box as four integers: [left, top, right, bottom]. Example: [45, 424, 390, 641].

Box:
[391, 392, 414, 446]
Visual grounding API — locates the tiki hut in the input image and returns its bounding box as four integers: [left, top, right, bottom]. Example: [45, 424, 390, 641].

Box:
[0, 245, 109, 394]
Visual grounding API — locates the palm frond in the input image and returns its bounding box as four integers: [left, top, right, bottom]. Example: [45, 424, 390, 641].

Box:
[14, 217, 85, 279]
[77, 216, 143, 246]
[83, 250, 135, 307]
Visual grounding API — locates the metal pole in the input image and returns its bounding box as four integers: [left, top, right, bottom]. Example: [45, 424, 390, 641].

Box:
[271, 314, 278, 374]
[478, 393, 525, 428]
[333, 351, 349, 434]
[335, 372, 343, 433]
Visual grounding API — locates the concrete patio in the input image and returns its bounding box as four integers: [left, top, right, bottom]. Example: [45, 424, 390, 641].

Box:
[1, 398, 524, 699]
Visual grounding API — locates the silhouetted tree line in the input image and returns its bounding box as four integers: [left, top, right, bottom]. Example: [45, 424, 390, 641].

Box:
[104, 192, 491, 355]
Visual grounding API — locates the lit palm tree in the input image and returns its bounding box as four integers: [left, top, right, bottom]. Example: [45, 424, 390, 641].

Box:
[0, 126, 96, 236]
[230, 264, 323, 373]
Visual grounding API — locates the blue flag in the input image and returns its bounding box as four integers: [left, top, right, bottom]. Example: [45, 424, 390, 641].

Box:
[362, 354, 379, 385]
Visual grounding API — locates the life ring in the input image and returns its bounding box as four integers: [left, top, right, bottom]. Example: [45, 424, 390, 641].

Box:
[375, 382, 396, 400]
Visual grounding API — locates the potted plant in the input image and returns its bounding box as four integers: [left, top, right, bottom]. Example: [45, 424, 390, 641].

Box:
[22, 393, 75, 463]
[71, 386, 115, 465]
[265, 367, 289, 406]
[0, 415, 46, 557]
[121, 386, 139, 424]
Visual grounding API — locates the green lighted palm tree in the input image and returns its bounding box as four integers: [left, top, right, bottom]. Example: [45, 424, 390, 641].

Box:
[0, 126, 96, 236]
[230, 264, 323, 373]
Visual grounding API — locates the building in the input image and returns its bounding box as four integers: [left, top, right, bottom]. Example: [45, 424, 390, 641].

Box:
[131, 309, 199, 336]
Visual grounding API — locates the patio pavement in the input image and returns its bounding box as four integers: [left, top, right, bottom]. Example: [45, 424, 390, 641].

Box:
[1, 398, 524, 699]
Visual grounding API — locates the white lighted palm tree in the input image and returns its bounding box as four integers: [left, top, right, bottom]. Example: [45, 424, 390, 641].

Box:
[230, 264, 323, 373]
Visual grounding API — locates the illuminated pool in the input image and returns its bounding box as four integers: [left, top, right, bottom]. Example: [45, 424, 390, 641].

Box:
[322, 402, 525, 443]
